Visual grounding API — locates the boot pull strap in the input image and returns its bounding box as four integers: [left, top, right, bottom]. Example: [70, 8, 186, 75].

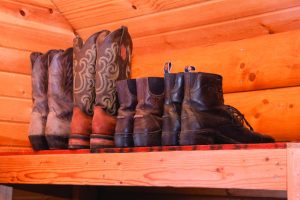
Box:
[184, 65, 196, 72]
[164, 61, 172, 74]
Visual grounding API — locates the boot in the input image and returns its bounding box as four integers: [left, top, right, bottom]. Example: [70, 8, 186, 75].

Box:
[45, 48, 73, 149]
[114, 79, 137, 147]
[162, 63, 184, 146]
[91, 26, 133, 149]
[133, 77, 164, 147]
[69, 31, 110, 149]
[28, 50, 61, 150]
[180, 72, 275, 145]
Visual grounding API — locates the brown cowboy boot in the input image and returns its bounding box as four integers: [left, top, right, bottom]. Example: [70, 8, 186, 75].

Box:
[114, 79, 137, 147]
[69, 31, 110, 149]
[45, 48, 73, 149]
[180, 72, 274, 145]
[91, 26, 133, 150]
[161, 62, 184, 146]
[133, 77, 165, 147]
[28, 50, 61, 150]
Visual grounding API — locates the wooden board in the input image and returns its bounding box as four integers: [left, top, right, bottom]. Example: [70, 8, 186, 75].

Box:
[77, 1, 300, 39]
[13, 0, 55, 9]
[287, 143, 300, 200]
[0, 72, 31, 99]
[0, 97, 31, 123]
[52, 0, 208, 30]
[132, 30, 300, 93]
[0, 47, 31, 74]
[0, 121, 30, 147]
[0, 148, 286, 190]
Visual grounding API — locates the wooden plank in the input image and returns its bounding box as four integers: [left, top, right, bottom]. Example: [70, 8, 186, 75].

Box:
[132, 30, 300, 93]
[0, 47, 31, 74]
[0, 72, 31, 99]
[0, 148, 286, 190]
[287, 143, 300, 200]
[0, 185, 12, 200]
[0, 146, 32, 153]
[0, 0, 73, 35]
[13, 0, 55, 9]
[0, 121, 30, 147]
[77, 0, 300, 39]
[0, 97, 31, 123]
[225, 87, 300, 142]
[52, 0, 208, 30]
[0, 21, 73, 51]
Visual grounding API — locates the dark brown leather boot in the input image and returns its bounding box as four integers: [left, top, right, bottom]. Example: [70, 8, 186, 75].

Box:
[91, 26, 133, 149]
[133, 77, 164, 147]
[180, 72, 275, 145]
[69, 31, 110, 149]
[114, 79, 137, 147]
[28, 50, 60, 150]
[162, 63, 184, 146]
[45, 48, 73, 149]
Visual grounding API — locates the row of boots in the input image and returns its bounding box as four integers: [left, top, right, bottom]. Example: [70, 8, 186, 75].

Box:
[28, 26, 132, 150]
[114, 63, 274, 148]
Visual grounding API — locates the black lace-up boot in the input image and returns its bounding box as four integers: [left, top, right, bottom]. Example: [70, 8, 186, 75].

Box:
[180, 71, 274, 145]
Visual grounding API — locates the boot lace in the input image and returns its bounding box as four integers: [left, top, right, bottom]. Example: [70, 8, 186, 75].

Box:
[224, 105, 254, 131]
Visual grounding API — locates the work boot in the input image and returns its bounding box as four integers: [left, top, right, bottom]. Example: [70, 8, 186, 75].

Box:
[180, 72, 275, 145]
[91, 26, 133, 149]
[133, 77, 164, 147]
[162, 62, 184, 146]
[114, 79, 137, 147]
[45, 48, 73, 149]
[69, 31, 110, 149]
[28, 50, 60, 150]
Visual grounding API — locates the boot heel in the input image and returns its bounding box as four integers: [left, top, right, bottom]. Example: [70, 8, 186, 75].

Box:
[68, 134, 90, 149]
[162, 132, 179, 146]
[28, 135, 49, 150]
[133, 131, 161, 147]
[46, 135, 68, 149]
[90, 134, 114, 151]
[114, 133, 134, 147]
[179, 129, 217, 145]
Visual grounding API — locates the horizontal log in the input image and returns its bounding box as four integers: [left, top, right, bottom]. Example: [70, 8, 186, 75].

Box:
[0, 72, 31, 99]
[0, 121, 30, 147]
[0, 47, 31, 74]
[13, 0, 55, 9]
[0, 0, 73, 35]
[53, 0, 208, 30]
[0, 148, 286, 190]
[0, 97, 31, 123]
[77, 0, 300, 39]
[132, 30, 300, 93]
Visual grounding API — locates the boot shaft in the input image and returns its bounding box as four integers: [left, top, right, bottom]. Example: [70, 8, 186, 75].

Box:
[73, 31, 110, 116]
[95, 26, 133, 116]
[183, 72, 224, 110]
[116, 79, 137, 113]
[48, 48, 73, 119]
[164, 72, 184, 104]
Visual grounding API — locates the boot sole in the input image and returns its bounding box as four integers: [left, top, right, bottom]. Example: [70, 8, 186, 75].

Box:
[180, 129, 240, 145]
[28, 135, 49, 150]
[161, 131, 179, 146]
[114, 133, 134, 147]
[90, 134, 114, 152]
[46, 135, 69, 150]
[68, 134, 90, 149]
[133, 130, 161, 147]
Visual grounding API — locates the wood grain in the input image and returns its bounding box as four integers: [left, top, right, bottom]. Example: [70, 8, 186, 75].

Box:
[287, 143, 300, 200]
[0, 121, 30, 147]
[52, 0, 208, 30]
[225, 87, 300, 142]
[0, 72, 31, 99]
[132, 30, 300, 93]
[0, 97, 31, 123]
[0, 47, 31, 74]
[77, 0, 300, 39]
[13, 0, 55, 9]
[0, 148, 286, 190]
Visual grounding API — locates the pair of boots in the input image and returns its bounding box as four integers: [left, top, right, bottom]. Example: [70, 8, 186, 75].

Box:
[28, 48, 73, 150]
[162, 64, 274, 146]
[68, 26, 132, 150]
[114, 77, 165, 147]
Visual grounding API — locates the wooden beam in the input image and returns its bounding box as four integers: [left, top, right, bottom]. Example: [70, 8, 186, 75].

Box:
[287, 143, 300, 200]
[0, 185, 13, 200]
[0, 148, 286, 190]
[0, 97, 31, 123]
[0, 121, 30, 147]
